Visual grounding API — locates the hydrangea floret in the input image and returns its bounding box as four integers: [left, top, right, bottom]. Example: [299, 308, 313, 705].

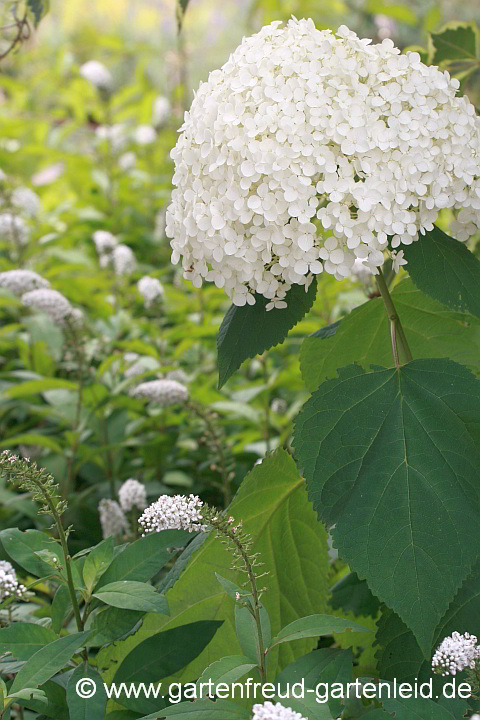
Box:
[131, 379, 189, 406]
[166, 18, 480, 308]
[118, 478, 147, 512]
[432, 631, 480, 676]
[98, 499, 129, 539]
[0, 270, 50, 295]
[251, 702, 307, 720]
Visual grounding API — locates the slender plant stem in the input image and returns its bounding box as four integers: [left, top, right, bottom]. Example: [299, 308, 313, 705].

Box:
[188, 402, 232, 507]
[262, 356, 271, 454]
[376, 269, 413, 367]
[64, 334, 85, 499]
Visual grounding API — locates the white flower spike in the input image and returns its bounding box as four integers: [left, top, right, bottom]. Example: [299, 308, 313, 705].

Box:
[139, 494, 207, 534]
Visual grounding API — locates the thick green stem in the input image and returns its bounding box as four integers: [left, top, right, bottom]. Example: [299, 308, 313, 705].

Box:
[376, 269, 413, 367]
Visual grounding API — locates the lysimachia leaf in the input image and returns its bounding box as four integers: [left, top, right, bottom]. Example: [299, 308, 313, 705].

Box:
[330, 572, 381, 619]
[67, 664, 107, 720]
[93, 581, 169, 614]
[268, 615, 369, 650]
[86, 606, 144, 647]
[403, 226, 480, 318]
[235, 603, 271, 664]
[138, 700, 250, 719]
[0, 623, 57, 660]
[217, 280, 317, 388]
[300, 279, 480, 392]
[97, 449, 330, 686]
[294, 359, 480, 656]
[83, 537, 115, 593]
[0, 528, 64, 578]
[428, 21, 479, 65]
[382, 697, 457, 719]
[196, 655, 258, 694]
[113, 621, 223, 714]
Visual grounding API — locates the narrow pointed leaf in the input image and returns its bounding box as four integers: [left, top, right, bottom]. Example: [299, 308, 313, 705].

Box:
[268, 615, 369, 650]
[93, 581, 169, 614]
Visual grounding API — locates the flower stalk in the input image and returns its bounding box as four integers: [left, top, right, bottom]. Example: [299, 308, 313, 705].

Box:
[375, 269, 412, 368]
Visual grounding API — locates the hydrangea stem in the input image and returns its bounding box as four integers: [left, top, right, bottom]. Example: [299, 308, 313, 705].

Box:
[376, 269, 412, 367]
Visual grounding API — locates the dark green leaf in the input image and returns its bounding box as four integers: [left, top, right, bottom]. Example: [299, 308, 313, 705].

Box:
[93, 581, 169, 614]
[268, 615, 368, 650]
[330, 573, 380, 618]
[383, 697, 457, 719]
[403, 226, 480, 318]
[87, 606, 145, 647]
[294, 359, 480, 656]
[428, 21, 479, 64]
[196, 655, 258, 694]
[67, 664, 107, 720]
[0, 623, 57, 660]
[217, 280, 317, 388]
[83, 537, 115, 593]
[27, 0, 50, 27]
[0, 529, 64, 578]
[139, 700, 250, 719]
[300, 278, 480, 392]
[113, 621, 223, 714]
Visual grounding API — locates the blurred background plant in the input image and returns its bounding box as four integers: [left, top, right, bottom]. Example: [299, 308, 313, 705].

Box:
[0, 0, 478, 557]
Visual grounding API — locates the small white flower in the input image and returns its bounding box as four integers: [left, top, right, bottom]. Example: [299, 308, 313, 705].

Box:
[22, 288, 75, 326]
[93, 230, 118, 255]
[138, 276, 164, 308]
[119, 151, 136, 171]
[139, 494, 206, 534]
[432, 632, 480, 676]
[113, 244, 136, 276]
[11, 187, 41, 218]
[0, 270, 50, 295]
[166, 19, 480, 307]
[153, 96, 171, 127]
[0, 213, 30, 246]
[252, 702, 307, 720]
[133, 125, 157, 145]
[0, 560, 27, 601]
[80, 60, 113, 90]
[98, 499, 129, 539]
[131, 379, 188, 406]
[118, 478, 147, 512]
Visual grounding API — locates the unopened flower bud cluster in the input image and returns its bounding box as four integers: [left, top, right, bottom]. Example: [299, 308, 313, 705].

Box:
[167, 18, 480, 308]
[432, 631, 480, 676]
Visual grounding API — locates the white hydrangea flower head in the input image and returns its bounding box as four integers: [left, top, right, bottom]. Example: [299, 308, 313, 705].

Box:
[0, 270, 50, 295]
[11, 187, 41, 218]
[113, 244, 136, 276]
[0, 213, 30, 246]
[252, 702, 307, 720]
[0, 560, 27, 601]
[133, 125, 157, 145]
[153, 95, 172, 127]
[22, 288, 74, 326]
[93, 230, 118, 255]
[131, 379, 189, 406]
[119, 151, 136, 171]
[80, 60, 113, 90]
[432, 631, 480, 676]
[98, 498, 129, 539]
[118, 478, 148, 512]
[166, 19, 480, 308]
[139, 494, 207, 534]
[138, 276, 164, 308]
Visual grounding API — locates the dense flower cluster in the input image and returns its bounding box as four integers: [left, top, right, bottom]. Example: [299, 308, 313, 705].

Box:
[432, 632, 480, 676]
[112, 244, 136, 276]
[166, 18, 480, 307]
[93, 230, 118, 256]
[131, 379, 189, 406]
[0, 213, 30, 246]
[98, 499, 129, 539]
[251, 702, 307, 720]
[80, 60, 113, 90]
[0, 270, 50, 295]
[139, 494, 206, 534]
[138, 276, 164, 307]
[118, 478, 147, 512]
[133, 125, 157, 145]
[0, 560, 27, 602]
[22, 288, 75, 326]
[166, 368, 189, 384]
[11, 187, 41, 217]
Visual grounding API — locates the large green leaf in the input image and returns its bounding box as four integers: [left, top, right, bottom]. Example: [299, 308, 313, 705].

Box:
[0, 623, 57, 660]
[300, 279, 480, 392]
[67, 664, 107, 720]
[217, 280, 317, 388]
[96, 531, 190, 589]
[294, 359, 480, 656]
[11, 632, 92, 693]
[382, 697, 457, 719]
[403, 226, 480, 318]
[113, 621, 222, 714]
[139, 700, 250, 719]
[330, 573, 380, 619]
[83, 537, 114, 593]
[0, 529, 64, 578]
[93, 581, 169, 614]
[428, 21, 479, 64]
[268, 615, 368, 650]
[98, 449, 329, 686]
